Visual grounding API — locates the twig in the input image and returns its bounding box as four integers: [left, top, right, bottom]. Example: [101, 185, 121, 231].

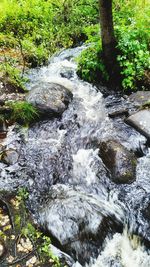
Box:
[18, 38, 26, 77]
[0, 196, 14, 230]
[9, 248, 37, 265]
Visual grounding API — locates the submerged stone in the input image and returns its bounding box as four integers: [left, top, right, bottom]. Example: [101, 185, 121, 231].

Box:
[26, 82, 73, 118]
[38, 184, 120, 264]
[99, 140, 137, 184]
[126, 110, 150, 141]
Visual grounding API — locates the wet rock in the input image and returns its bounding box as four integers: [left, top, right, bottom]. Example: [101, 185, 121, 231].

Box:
[108, 108, 129, 118]
[1, 149, 19, 165]
[126, 110, 150, 141]
[128, 91, 150, 108]
[143, 203, 150, 221]
[26, 82, 73, 117]
[38, 184, 119, 264]
[0, 119, 7, 138]
[99, 140, 137, 184]
[60, 69, 74, 79]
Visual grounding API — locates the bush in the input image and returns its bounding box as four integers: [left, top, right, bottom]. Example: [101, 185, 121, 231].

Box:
[77, 43, 109, 84]
[77, 0, 150, 91]
[0, 0, 100, 89]
[0, 0, 99, 65]
[117, 29, 150, 90]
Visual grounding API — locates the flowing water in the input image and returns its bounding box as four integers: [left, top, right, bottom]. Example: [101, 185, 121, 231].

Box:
[1, 45, 150, 266]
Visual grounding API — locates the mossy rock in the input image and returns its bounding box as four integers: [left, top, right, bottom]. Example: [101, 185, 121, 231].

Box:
[99, 140, 137, 184]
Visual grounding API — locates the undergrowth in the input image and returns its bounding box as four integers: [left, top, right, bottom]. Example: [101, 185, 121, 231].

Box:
[6, 101, 39, 125]
[0, 0, 149, 92]
[77, 0, 150, 91]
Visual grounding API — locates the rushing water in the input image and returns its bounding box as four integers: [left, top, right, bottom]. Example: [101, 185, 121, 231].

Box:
[1, 46, 150, 266]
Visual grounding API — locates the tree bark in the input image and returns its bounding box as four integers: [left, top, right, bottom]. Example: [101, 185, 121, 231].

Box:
[99, 0, 117, 76]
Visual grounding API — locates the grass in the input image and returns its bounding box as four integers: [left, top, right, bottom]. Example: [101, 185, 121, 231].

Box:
[6, 101, 39, 125]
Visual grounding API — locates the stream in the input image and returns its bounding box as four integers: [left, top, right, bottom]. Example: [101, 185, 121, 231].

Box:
[1, 45, 150, 266]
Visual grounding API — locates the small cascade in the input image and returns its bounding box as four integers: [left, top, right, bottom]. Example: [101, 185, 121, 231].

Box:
[1, 45, 150, 266]
[89, 229, 150, 267]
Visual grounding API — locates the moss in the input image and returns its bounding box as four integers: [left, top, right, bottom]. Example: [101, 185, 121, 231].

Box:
[140, 100, 150, 110]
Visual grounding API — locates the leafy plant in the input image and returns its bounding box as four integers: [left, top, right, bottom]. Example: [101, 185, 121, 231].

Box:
[18, 187, 29, 201]
[77, 43, 109, 83]
[16, 189, 61, 266]
[77, 0, 150, 91]
[6, 101, 39, 125]
[22, 223, 61, 267]
[116, 26, 150, 90]
[0, 61, 27, 91]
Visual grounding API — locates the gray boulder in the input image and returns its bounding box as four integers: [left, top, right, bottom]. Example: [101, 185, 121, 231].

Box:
[128, 91, 150, 108]
[99, 140, 137, 184]
[38, 184, 119, 264]
[26, 82, 73, 117]
[126, 110, 150, 141]
[1, 148, 19, 165]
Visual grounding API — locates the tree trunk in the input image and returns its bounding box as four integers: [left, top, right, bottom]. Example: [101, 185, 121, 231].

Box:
[99, 0, 117, 78]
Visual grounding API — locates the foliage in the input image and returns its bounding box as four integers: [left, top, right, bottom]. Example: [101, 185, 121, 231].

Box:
[15, 188, 61, 266]
[22, 222, 61, 267]
[77, 0, 150, 91]
[0, 0, 99, 89]
[0, 61, 27, 91]
[0, 0, 99, 66]
[114, 0, 150, 90]
[18, 187, 29, 200]
[6, 101, 39, 125]
[117, 30, 150, 90]
[0, 0, 149, 91]
[77, 43, 109, 83]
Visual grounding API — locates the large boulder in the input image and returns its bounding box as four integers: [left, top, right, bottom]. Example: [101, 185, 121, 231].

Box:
[26, 82, 73, 117]
[126, 110, 150, 142]
[99, 140, 137, 184]
[38, 184, 120, 264]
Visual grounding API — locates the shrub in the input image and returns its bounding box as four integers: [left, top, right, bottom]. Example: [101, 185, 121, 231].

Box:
[77, 0, 150, 91]
[116, 26, 150, 91]
[77, 43, 109, 84]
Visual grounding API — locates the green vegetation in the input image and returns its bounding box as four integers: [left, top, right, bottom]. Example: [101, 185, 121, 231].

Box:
[0, 61, 28, 92]
[18, 188, 61, 267]
[6, 101, 39, 125]
[0, 0, 99, 90]
[0, 0, 98, 64]
[77, 42, 109, 84]
[0, 188, 62, 266]
[115, 0, 150, 90]
[0, 0, 149, 91]
[77, 0, 150, 91]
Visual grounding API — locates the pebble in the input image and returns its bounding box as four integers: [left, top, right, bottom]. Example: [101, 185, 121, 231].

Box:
[17, 238, 33, 253]
[0, 242, 5, 257]
[26, 256, 37, 267]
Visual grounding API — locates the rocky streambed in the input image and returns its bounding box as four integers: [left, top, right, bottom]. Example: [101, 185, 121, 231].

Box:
[0, 46, 150, 266]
